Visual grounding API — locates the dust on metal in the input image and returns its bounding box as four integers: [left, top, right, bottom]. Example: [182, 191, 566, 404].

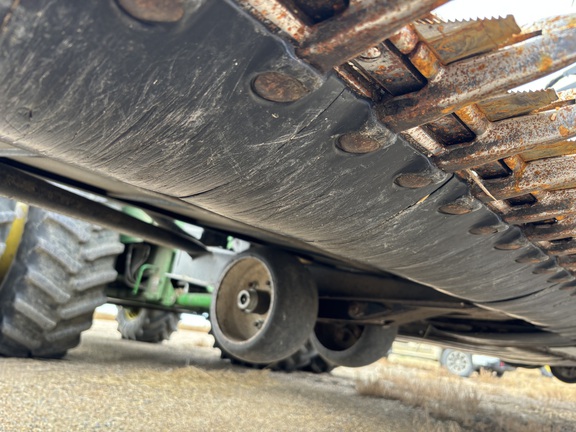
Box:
[117, 0, 184, 22]
[483, 154, 576, 200]
[389, 25, 420, 54]
[477, 89, 559, 122]
[524, 216, 576, 242]
[521, 140, 576, 162]
[296, 0, 448, 72]
[355, 42, 426, 96]
[546, 239, 576, 257]
[435, 104, 576, 172]
[333, 64, 378, 100]
[237, 0, 309, 42]
[252, 72, 309, 103]
[558, 256, 576, 272]
[414, 16, 521, 65]
[504, 190, 576, 225]
[378, 23, 576, 132]
[241, 2, 576, 287]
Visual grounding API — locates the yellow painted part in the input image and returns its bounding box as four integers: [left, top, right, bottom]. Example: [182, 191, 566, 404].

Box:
[0, 203, 29, 282]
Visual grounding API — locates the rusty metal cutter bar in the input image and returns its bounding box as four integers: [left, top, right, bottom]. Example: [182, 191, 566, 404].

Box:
[237, 1, 576, 290]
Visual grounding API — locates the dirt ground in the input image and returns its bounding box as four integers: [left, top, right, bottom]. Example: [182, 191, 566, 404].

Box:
[0, 319, 574, 431]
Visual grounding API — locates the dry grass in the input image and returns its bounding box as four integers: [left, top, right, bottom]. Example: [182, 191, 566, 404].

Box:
[355, 359, 575, 432]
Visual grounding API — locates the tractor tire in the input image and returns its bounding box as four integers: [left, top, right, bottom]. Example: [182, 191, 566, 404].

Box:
[116, 307, 180, 343]
[310, 322, 397, 368]
[0, 200, 16, 269]
[550, 366, 576, 384]
[214, 335, 334, 373]
[0, 200, 124, 358]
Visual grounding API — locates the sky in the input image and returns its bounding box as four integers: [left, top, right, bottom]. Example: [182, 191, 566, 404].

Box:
[434, 0, 576, 90]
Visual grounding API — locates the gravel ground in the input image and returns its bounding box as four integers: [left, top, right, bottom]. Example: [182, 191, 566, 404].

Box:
[0, 319, 433, 432]
[2, 319, 574, 432]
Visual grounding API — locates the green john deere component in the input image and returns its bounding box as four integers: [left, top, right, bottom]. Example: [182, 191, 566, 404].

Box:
[133, 263, 159, 295]
[132, 246, 176, 306]
[121, 206, 154, 243]
[175, 293, 212, 309]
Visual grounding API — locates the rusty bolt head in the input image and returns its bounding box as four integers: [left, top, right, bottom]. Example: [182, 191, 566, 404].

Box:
[117, 0, 184, 23]
[337, 132, 381, 154]
[395, 173, 433, 189]
[547, 274, 574, 284]
[532, 265, 558, 275]
[252, 72, 309, 103]
[439, 203, 472, 215]
[494, 239, 527, 251]
[469, 223, 507, 235]
[559, 281, 576, 291]
[438, 197, 480, 215]
[359, 46, 382, 61]
[469, 226, 498, 235]
[515, 253, 549, 264]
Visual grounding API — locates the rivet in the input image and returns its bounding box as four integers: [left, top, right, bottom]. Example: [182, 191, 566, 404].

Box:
[494, 243, 523, 251]
[559, 281, 576, 291]
[515, 253, 549, 264]
[494, 238, 527, 251]
[337, 133, 381, 154]
[117, 0, 184, 23]
[252, 72, 309, 103]
[533, 265, 558, 275]
[359, 47, 382, 61]
[547, 274, 574, 284]
[438, 197, 479, 215]
[469, 223, 508, 235]
[394, 173, 433, 189]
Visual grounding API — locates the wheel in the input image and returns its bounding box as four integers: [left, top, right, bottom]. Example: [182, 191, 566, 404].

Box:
[0, 200, 124, 358]
[210, 248, 318, 363]
[310, 322, 397, 368]
[550, 366, 576, 384]
[0, 200, 17, 277]
[214, 333, 334, 373]
[441, 349, 475, 377]
[117, 306, 180, 343]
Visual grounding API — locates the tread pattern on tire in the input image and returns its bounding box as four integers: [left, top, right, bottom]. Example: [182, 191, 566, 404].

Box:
[0, 201, 123, 358]
[213, 333, 334, 373]
[0, 200, 16, 265]
[116, 307, 180, 343]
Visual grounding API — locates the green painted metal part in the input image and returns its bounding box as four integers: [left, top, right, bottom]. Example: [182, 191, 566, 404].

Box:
[122, 206, 214, 312]
[176, 293, 212, 309]
[133, 263, 159, 295]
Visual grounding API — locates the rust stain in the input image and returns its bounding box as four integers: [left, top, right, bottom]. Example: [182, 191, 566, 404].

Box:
[409, 44, 440, 78]
[559, 125, 570, 137]
[252, 72, 309, 103]
[539, 55, 553, 72]
[117, 0, 184, 23]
